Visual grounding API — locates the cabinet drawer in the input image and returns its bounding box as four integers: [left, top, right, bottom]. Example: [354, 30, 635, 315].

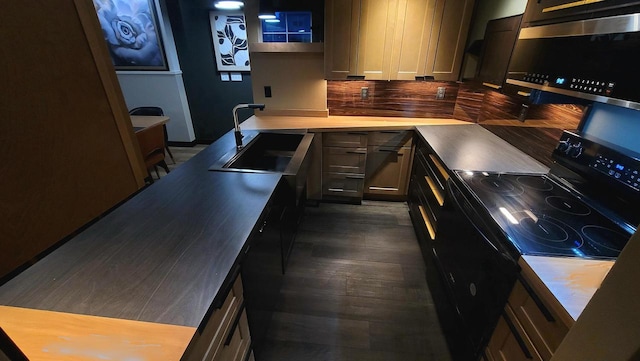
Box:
[215, 309, 251, 361]
[322, 172, 364, 198]
[323, 132, 368, 147]
[508, 280, 570, 361]
[487, 305, 543, 361]
[410, 175, 437, 240]
[416, 145, 449, 191]
[368, 130, 413, 147]
[413, 150, 445, 208]
[182, 275, 243, 361]
[364, 145, 412, 196]
[323, 147, 367, 174]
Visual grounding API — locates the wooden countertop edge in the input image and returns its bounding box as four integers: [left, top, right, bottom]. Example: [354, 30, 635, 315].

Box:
[519, 256, 614, 326]
[240, 115, 468, 131]
[0, 305, 195, 360]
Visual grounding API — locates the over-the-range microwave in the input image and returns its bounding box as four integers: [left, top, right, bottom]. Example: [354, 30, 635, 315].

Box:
[506, 12, 640, 110]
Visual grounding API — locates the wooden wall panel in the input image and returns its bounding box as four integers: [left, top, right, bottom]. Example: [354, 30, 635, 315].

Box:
[0, 1, 146, 281]
[327, 80, 458, 118]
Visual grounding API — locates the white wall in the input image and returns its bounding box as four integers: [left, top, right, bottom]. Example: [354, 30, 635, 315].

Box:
[116, 0, 196, 143]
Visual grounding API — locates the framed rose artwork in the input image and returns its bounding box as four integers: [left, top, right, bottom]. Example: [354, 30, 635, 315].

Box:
[92, 0, 168, 70]
[209, 12, 251, 72]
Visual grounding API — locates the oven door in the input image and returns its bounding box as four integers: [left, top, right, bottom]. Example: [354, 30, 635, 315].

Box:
[429, 178, 519, 359]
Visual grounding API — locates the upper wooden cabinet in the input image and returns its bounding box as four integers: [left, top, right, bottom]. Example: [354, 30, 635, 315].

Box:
[476, 14, 523, 89]
[325, 0, 475, 81]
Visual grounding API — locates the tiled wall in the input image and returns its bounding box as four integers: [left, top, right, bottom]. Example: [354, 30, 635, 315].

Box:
[327, 80, 586, 167]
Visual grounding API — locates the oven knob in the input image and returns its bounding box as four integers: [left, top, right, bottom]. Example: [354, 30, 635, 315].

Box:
[568, 144, 583, 158]
[556, 140, 571, 153]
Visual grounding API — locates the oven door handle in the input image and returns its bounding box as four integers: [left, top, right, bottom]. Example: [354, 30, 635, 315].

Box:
[446, 179, 515, 263]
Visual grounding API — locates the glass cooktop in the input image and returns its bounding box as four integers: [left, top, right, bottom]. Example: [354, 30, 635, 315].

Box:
[456, 171, 632, 259]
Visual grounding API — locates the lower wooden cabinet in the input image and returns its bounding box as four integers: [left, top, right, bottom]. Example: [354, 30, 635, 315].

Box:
[364, 144, 413, 198]
[182, 274, 251, 361]
[484, 274, 571, 361]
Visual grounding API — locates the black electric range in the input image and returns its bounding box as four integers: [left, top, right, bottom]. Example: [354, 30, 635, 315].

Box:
[456, 130, 640, 260]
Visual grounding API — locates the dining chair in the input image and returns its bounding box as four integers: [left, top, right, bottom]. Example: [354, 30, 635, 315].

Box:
[128, 106, 175, 164]
[135, 122, 170, 183]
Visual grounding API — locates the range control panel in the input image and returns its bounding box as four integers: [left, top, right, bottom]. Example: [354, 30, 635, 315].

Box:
[553, 131, 640, 192]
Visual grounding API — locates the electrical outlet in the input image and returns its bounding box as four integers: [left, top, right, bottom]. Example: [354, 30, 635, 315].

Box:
[436, 87, 446, 100]
[360, 87, 369, 100]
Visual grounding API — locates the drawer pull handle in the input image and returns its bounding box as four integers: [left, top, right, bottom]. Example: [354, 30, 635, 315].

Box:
[503, 311, 534, 359]
[482, 82, 502, 89]
[346, 150, 366, 154]
[378, 149, 400, 154]
[418, 205, 436, 240]
[517, 275, 556, 322]
[347, 132, 368, 135]
[425, 176, 444, 206]
[224, 302, 245, 346]
[379, 130, 402, 134]
[428, 154, 450, 181]
[345, 175, 364, 180]
[517, 91, 531, 97]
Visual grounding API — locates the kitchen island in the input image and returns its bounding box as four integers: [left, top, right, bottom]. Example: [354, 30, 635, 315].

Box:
[0, 116, 614, 360]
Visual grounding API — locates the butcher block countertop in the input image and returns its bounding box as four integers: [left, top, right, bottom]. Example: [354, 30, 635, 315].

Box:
[0, 115, 617, 359]
[520, 256, 614, 325]
[240, 114, 468, 131]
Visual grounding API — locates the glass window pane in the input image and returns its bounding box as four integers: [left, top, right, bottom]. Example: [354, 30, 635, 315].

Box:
[286, 12, 311, 33]
[262, 17, 286, 33]
[263, 34, 287, 42]
[288, 34, 311, 43]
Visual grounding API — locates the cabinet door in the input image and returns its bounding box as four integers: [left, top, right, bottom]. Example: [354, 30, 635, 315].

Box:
[364, 146, 412, 196]
[390, 0, 438, 80]
[487, 306, 543, 361]
[323, 147, 367, 174]
[325, 0, 361, 79]
[426, 0, 475, 81]
[357, 0, 399, 80]
[476, 14, 523, 89]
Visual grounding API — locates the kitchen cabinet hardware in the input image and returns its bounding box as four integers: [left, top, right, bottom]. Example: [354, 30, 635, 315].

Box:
[224, 302, 245, 347]
[347, 132, 368, 135]
[418, 205, 436, 240]
[518, 91, 532, 97]
[425, 176, 444, 206]
[482, 82, 502, 89]
[379, 130, 403, 134]
[428, 154, 450, 181]
[346, 150, 367, 154]
[502, 309, 534, 359]
[346, 174, 365, 180]
[517, 275, 556, 323]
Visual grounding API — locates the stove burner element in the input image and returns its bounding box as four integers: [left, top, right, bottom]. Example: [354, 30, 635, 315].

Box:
[546, 196, 591, 216]
[582, 226, 629, 253]
[477, 176, 524, 196]
[517, 176, 554, 191]
[511, 212, 584, 250]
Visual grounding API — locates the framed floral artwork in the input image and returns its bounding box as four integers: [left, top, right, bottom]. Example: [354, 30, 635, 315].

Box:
[210, 12, 250, 72]
[92, 0, 168, 70]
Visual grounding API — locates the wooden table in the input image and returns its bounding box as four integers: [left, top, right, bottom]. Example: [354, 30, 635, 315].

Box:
[130, 115, 170, 132]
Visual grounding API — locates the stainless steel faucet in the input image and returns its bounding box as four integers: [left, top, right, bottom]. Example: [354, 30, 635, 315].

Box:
[233, 103, 265, 150]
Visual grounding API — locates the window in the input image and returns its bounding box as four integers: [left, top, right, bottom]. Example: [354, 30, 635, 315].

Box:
[262, 12, 312, 43]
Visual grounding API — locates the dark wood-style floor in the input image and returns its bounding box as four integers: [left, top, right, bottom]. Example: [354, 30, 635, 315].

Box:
[259, 201, 452, 361]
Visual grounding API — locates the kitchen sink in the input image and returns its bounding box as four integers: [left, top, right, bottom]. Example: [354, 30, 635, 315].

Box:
[209, 131, 315, 205]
